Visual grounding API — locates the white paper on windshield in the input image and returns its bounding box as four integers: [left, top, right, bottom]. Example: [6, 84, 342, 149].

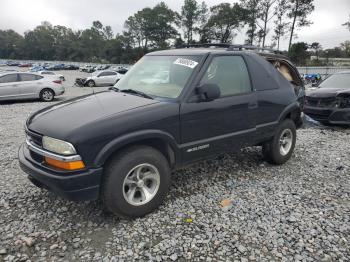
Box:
[174, 58, 198, 69]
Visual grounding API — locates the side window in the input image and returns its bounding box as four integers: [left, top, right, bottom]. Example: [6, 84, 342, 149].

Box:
[200, 56, 252, 97]
[0, 74, 18, 83]
[19, 74, 37, 82]
[98, 72, 109, 77]
[35, 75, 44, 80]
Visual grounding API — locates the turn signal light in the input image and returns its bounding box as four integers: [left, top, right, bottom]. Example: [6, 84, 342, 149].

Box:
[45, 157, 85, 170]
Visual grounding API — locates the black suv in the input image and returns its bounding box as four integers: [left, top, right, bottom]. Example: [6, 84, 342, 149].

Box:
[19, 44, 304, 218]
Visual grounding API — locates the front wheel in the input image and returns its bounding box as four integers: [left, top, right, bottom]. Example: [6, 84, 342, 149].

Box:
[262, 119, 296, 165]
[102, 146, 171, 218]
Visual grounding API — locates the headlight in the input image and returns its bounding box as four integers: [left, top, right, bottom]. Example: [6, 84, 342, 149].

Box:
[339, 97, 350, 108]
[42, 136, 77, 155]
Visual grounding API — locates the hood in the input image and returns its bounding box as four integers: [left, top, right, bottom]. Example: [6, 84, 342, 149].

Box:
[306, 87, 350, 98]
[27, 91, 159, 139]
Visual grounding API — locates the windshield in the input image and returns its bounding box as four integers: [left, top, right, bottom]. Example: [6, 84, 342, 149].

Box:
[115, 55, 202, 99]
[319, 73, 350, 89]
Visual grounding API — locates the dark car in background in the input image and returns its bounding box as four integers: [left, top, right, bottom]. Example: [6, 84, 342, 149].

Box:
[304, 71, 350, 125]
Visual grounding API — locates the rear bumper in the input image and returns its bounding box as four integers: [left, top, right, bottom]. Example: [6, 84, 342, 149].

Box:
[18, 143, 102, 201]
[304, 106, 350, 124]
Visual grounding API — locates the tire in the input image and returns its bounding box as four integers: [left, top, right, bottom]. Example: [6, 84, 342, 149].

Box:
[262, 119, 296, 165]
[87, 80, 95, 87]
[40, 88, 55, 102]
[102, 145, 171, 218]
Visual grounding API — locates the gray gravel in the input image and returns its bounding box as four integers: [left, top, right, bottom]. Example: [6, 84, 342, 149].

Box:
[0, 70, 350, 261]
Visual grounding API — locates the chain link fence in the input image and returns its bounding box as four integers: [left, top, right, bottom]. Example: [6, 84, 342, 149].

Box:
[297, 66, 350, 77]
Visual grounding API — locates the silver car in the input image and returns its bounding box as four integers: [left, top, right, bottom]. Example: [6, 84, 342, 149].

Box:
[38, 71, 65, 81]
[0, 72, 65, 102]
[85, 70, 122, 87]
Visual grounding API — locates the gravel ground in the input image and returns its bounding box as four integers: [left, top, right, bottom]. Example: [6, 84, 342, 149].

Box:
[0, 69, 350, 261]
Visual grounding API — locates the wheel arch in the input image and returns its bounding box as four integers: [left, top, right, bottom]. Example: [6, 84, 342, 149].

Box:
[94, 130, 181, 169]
[278, 102, 303, 128]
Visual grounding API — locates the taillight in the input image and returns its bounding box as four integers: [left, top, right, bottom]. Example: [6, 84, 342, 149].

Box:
[53, 80, 62, 84]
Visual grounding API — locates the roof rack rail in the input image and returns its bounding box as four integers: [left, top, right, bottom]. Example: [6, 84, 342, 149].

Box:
[227, 44, 284, 55]
[180, 43, 284, 55]
[180, 43, 232, 49]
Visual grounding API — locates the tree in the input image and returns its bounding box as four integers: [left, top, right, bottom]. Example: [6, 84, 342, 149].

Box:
[289, 42, 309, 65]
[309, 42, 322, 60]
[258, 0, 277, 47]
[287, 0, 315, 52]
[273, 0, 290, 50]
[180, 0, 201, 44]
[240, 0, 261, 45]
[124, 2, 178, 49]
[343, 15, 350, 32]
[0, 30, 24, 58]
[340, 40, 350, 57]
[205, 3, 245, 43]
[197, 2, 210, 43]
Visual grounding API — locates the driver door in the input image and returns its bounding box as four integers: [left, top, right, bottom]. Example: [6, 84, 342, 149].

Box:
[0, 73, 21, 100]
[180, 55, 258, 163]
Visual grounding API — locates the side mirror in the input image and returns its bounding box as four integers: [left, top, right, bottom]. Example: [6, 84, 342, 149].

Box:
[196, 83, 221, 102]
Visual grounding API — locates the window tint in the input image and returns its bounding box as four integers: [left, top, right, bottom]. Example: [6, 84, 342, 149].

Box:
[19, 74, 38, 82]
[0, 74, 18, 83]
[201, 56, 251, 97]
[99, 71, 116, 77]
[35, 75, 43, 80]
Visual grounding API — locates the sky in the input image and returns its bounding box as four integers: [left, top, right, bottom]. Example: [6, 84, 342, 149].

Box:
[0, 0, 349, 50]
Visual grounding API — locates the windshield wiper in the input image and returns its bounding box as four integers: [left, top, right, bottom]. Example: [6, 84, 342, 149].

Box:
[120, 89, 154, 99]
[109, 86, 119, 91]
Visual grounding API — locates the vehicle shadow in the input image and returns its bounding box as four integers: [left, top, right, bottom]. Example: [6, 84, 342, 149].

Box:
[30, 147, 265, 222]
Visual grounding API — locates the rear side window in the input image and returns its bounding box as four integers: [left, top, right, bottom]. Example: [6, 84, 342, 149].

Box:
[201, 56, 251, 97]
[35, 75, 43, 80]
[0, 74, 18, 83]
[19, 74, 40, 81]
[99, 71, 116, 77]
[41, 71, 54, 75]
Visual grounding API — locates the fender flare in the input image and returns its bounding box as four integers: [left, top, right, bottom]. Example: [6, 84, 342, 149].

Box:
[94, 129, 181, 167]
[278, 101, 301, 123]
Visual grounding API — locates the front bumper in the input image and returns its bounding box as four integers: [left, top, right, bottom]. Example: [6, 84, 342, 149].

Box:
[18, 143, 102, 201]
[304, 106, 350, 124]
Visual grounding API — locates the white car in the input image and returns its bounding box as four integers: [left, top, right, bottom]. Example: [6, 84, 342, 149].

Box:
[85, 70, 122, 87]
[38, 71, 65, 81]
[0, 72, 65, 102]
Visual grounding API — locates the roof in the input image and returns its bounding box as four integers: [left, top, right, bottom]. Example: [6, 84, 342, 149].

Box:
[147, 44, 290, 61]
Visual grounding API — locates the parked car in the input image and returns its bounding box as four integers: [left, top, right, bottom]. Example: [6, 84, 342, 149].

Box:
[116, 68, 128, 75]
[80, 65, 96, 73]
[85, 70, 122, 87]
[29, 66, 46, 72]
[6, 61, 21, 66]
[63, 64, 79, 70]
[19, 63, 32, 68]
[0, 72, 64, 102]
[304, 71, 350, 125]
[38, 71, 65, 81]
[46, 64, 65, 71]
[18, 44, 303, 218]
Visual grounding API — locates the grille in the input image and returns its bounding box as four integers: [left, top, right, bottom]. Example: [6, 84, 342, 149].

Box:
[306, 97, 336, 108]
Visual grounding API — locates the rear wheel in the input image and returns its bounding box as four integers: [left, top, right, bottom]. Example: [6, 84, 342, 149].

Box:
[102, 146, 171, 218]
[87, 80, 95, 87]
[262, 119, 296, 165]
[40, 88, 55, 102]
